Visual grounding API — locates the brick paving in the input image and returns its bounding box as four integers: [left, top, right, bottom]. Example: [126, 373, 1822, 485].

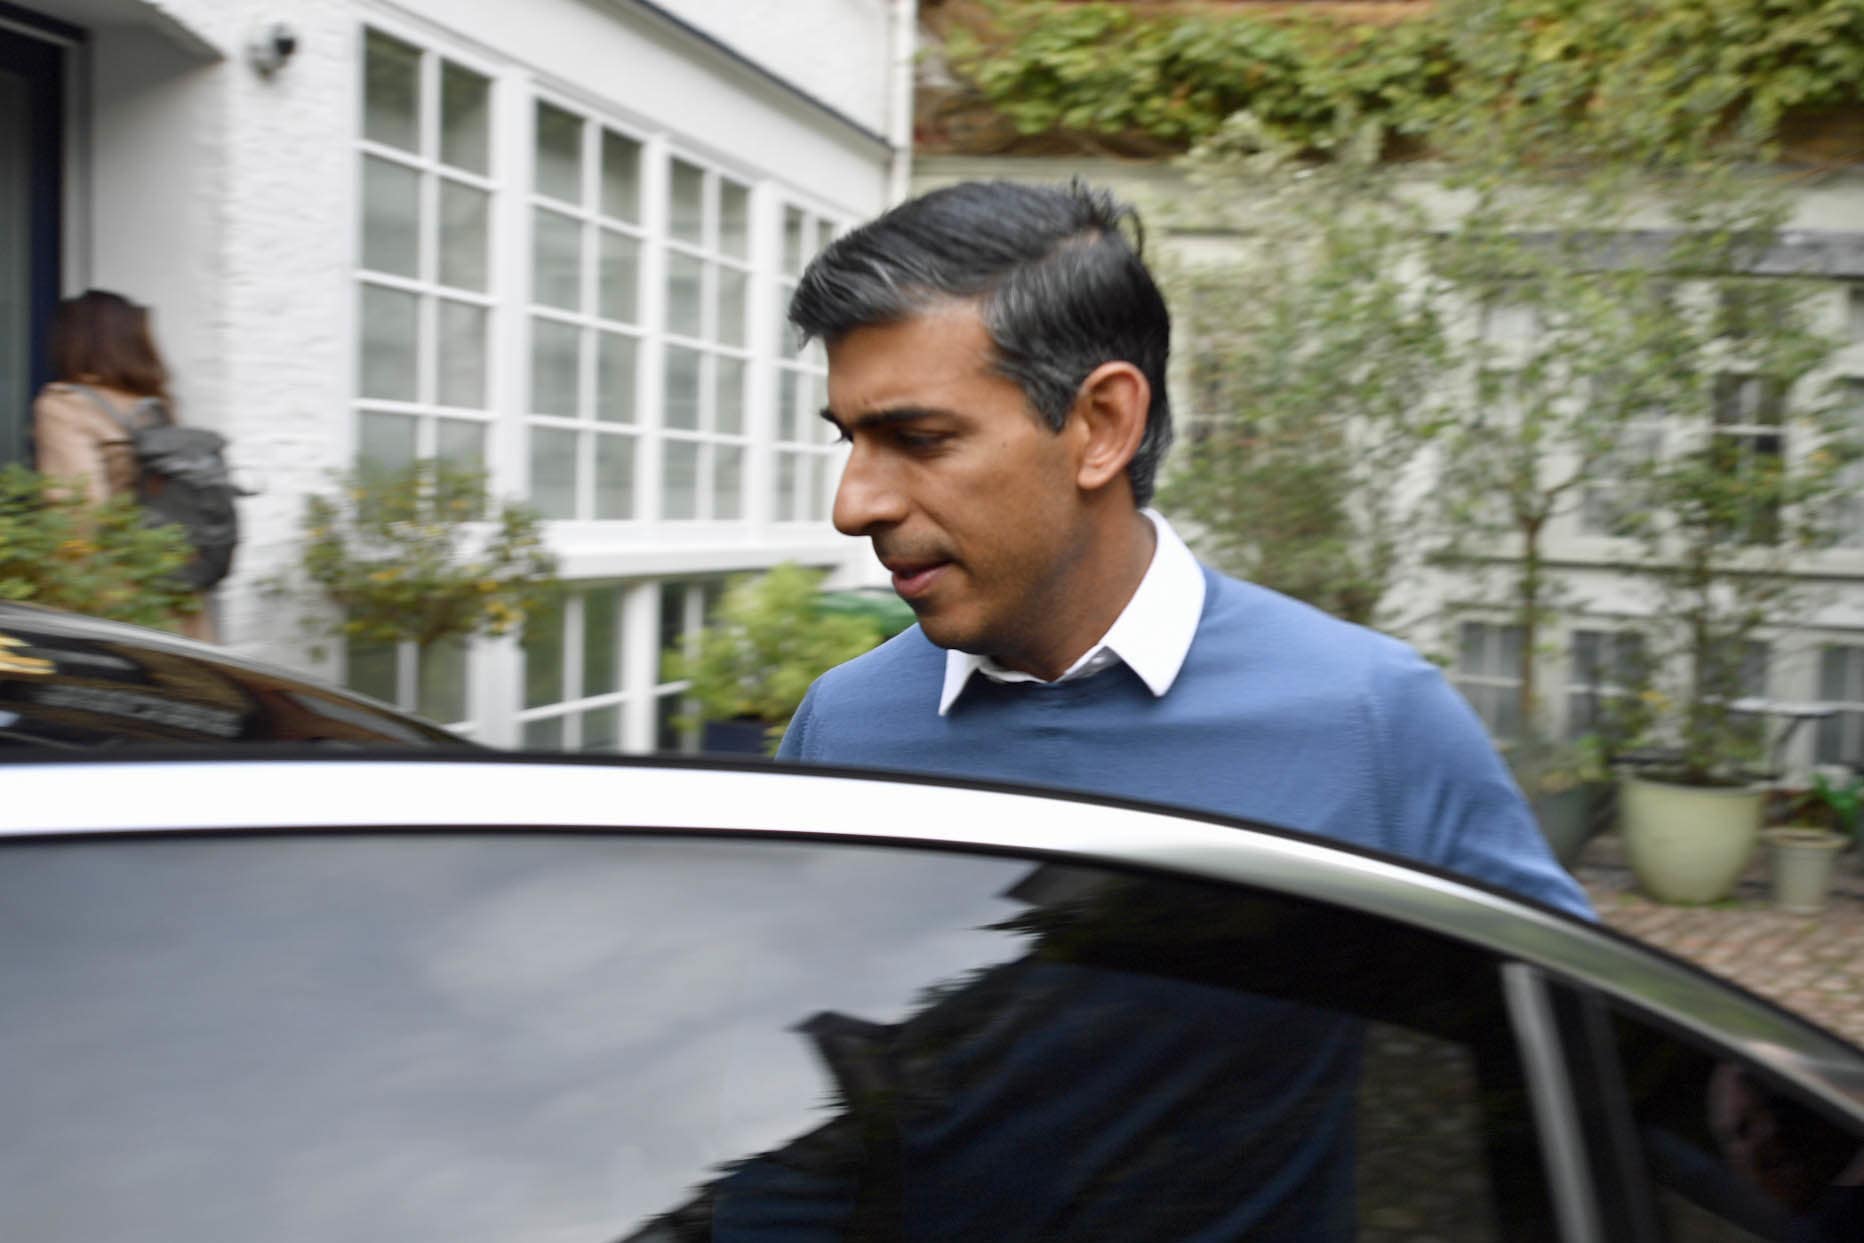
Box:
[1573, 833, 1864, 1049]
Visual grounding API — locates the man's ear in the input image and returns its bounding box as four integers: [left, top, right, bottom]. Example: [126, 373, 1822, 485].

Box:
[1070, 361, 1150, 494]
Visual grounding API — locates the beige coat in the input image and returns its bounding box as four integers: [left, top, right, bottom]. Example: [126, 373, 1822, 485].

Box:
[32, 382, 216, 642]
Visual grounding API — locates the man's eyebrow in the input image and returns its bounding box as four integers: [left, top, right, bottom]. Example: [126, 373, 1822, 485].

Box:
[818, 406, 953, 431]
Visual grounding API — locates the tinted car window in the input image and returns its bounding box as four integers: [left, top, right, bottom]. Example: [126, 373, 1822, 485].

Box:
[1598, 1000, 1864, 1242]
[0, 833, 1554, 1241]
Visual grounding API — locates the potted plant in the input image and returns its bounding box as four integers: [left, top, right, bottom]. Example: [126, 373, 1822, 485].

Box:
[1507, 733, 1614, 870]
[664, 563, 889, 756]
[1761, 774, 1859, 914]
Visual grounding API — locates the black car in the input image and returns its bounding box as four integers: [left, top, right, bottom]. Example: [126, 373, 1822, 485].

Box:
[0, 601, 466, 747]
[2, 743, 1862, 1242]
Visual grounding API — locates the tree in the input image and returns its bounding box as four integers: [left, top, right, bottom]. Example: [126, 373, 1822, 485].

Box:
[0, 464, 200, 629]
[1158, 120, 1450, 628]
[287, 460, 559, 664]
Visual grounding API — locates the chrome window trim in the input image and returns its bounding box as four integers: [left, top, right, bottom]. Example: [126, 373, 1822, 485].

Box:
[4, 755, 1862, 1123]
[1505, 964, 1603, 1243]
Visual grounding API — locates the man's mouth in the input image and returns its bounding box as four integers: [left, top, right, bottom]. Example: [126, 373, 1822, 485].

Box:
[881, 558, 949, 603]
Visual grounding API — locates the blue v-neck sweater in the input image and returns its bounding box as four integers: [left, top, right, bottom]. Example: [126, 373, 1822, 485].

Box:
[781, 565, 1592, 919]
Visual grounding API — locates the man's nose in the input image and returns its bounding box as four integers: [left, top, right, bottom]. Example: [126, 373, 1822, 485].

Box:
[832, 443, 908, 536]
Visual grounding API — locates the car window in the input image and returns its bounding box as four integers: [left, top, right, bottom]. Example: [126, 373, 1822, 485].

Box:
[1578, 994, 1864, 1242]
[0, 832, 1555, 1242]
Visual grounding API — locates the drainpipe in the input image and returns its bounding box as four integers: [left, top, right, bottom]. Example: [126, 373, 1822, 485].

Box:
[886, 0, 916, 204]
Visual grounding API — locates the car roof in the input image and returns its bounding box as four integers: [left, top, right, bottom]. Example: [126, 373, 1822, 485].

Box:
[0, 601, 470, 748]
[3, 749, 1861, 1124]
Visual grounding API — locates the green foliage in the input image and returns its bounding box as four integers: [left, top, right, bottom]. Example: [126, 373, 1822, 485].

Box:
[1792, 770, 1864, 833]
[664, 563, 886, 752]
[291, 460, 559, 653]
[1159, 153, 1448, 626]
[0, 464, 200, 629]
[946, 0, 1864, 163]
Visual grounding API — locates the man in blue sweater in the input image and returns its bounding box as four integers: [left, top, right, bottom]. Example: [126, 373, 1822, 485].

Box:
[705, 181, 1589, 1240]
[779, 178, 1589, 921]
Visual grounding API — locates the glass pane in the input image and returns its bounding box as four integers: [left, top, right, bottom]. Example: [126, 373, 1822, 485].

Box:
[782, 206, 807, 274]
[715, 358, 743, 436]
[598, 230, 638, 324]
[1820, 647, 1848, 701]
[438, 182, 489, 292]
[436, 300, 486, 408]
[358, 285, 418, 402]
[594, 433, 634, 520]
[600, 130, 640, 223]
[522, 597, 565, 708]
[716, 267, 747, 347]
[416, 637, 468, 725]
[669, 159, 704, 245]
[778, 370, 799, 442]
[356, 411, 416, 476]
[658, 582, 687, 667]
[667, 253, 704, 339]
[663, 440, 699, 520]
[529, 427, 578, 520]
[529, 318, 580, 417]
[655, 690, 686, 750]
[343, 637, 398, 703]
[583, 589, 620, 696]
[532, 208, 582, 311]
[778, 284, 803, 359]
[664, 347, 701, 431]
[533, 102, 582, 203]
[435, 417, 485, 475]
[362, 29, 420, 153]
[577, 706, 619, 752]
[0, 837, 1552, 1243]
[596, 333, 636, 425]
[360, 157, 419, 278]
[522, 715, 564, 748]
[439, 62, 490, 174]
[719, 181, 749, 260]
[776, 451, 797, 522]
[1457, 623, 1485, 677]
[715, 444, 742, 521]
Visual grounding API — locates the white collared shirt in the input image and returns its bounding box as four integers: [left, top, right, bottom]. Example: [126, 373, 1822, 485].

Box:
[938, 509, 1207, 715]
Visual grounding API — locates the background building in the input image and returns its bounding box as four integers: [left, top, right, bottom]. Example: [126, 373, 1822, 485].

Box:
[0, 0, 916, 749]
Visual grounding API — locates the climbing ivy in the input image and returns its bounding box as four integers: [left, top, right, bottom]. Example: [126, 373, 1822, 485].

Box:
[943, 0, 1864, 164]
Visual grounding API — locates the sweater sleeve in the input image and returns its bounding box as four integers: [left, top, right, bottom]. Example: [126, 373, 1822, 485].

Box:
[1371, 651, 1596, 920]
[777, 681, 819, 762]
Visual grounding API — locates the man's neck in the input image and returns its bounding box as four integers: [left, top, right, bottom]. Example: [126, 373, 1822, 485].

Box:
[991, 508, 1158, 682]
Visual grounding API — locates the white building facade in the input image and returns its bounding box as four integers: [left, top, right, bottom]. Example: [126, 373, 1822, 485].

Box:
[2, 0, 913, 749]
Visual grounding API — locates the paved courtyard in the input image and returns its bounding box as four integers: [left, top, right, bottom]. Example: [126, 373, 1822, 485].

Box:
[1573, 834, 1864, 1049]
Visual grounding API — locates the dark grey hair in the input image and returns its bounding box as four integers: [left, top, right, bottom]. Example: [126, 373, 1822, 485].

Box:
[788, 180, 1173, 507]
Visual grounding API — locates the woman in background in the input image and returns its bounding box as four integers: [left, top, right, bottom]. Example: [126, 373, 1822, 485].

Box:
[33, 289, 214, 641]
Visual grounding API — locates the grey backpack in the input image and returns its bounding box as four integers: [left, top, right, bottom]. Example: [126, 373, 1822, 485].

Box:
[73, 385, 243, 592]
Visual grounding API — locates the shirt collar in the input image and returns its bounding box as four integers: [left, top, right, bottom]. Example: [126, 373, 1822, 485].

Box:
[937, 510, 1206, 715]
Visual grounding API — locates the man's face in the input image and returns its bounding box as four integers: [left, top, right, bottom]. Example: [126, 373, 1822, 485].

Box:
[823, 302, 1093, 670]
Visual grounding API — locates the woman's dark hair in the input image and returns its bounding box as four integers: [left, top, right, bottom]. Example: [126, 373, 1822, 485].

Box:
[48, 289, 172, 404]
[788, 180, 1173, 506]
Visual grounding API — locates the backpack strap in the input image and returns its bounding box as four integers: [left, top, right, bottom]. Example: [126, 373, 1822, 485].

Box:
[65, 383, 170, 434]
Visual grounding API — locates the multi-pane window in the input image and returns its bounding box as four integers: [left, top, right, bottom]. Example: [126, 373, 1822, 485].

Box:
[518, 585, 626, 750]
[1451, 621, 1525, 740]
[1815, 644, 1864, 768]
[1709, 373, 1785, 545]
[1578, 369, 1663, 536]
[659, 159, 752, 521]
[356, 29, 494, 477]
[524, 101, 644, 521]
[1566, 628, 1649, 739]
[773, 205, 840, 524]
